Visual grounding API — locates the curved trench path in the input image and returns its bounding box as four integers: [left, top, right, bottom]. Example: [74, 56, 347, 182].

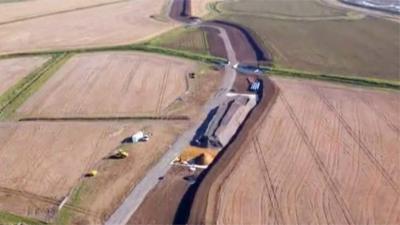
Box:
[104, 1, 246, 224]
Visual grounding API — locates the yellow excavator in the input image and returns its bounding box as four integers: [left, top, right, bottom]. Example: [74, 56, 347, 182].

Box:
[112, 149, 129, 159]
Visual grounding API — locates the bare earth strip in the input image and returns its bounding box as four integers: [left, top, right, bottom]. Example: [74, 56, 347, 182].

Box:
[191, 77, 400, 224]
[0, 0, 177, 55]
[17, 52, 193, 118]
[0, 56, 50, 95]
[0, 0, 126, 23]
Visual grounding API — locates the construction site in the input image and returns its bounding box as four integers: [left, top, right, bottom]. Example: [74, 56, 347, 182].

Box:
[0, 0, 399, 224]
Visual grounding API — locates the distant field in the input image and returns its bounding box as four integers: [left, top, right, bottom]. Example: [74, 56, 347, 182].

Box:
[0, 0, 176, 55]
[17, 52, 194, 118]
[221, 0, 346, 17]
[225, 14, 399, 80]
[190, 77, 400, 224]
[161, 0, 399, 80]
[0, 0, 122, 23]
[222, 0, 400, 80]
[0, 56, 49, 95]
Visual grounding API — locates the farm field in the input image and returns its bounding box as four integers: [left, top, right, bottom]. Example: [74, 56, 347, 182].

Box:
[0, 120, 188, 223]
[162, 0, 399, 80]
[0, 0, 176, 55]
[191, 0, 214, 16]
[149, 28, 209, 55]
[0, 0, 123, 23]
[16, 52, 194, 118]
[189, 77, 400, 224]
[0, 56, 49, 95]
[225, 14, 399, 80]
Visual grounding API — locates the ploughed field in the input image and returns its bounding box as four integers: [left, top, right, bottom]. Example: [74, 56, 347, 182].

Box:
[17, 52, 192, 118]
[189, 77, 400, 224]
[0, 0, 175, 55]
[0, 56, 49, 95]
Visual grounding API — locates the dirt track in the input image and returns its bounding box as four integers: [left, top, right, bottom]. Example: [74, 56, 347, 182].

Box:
[17, 52, 193, 118]
[0, 56, 49, 95]
[188, 77, 400, 224]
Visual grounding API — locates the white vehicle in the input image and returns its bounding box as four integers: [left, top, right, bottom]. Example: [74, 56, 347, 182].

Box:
[131, 131, 150, 143]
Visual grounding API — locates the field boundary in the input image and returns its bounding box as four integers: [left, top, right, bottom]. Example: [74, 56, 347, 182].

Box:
[19, 116, 190, 122]
[266, 66, 400, 90]
[0, 53, 72, 120]
[0, 45, 398, 91]
[0, 211, 47, 225]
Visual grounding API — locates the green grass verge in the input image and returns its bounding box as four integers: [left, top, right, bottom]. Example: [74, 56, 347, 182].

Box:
[0, 211, 46, 225]
[0, 53, 72, 120]
[265, 66, 400, 90]
[53, 184, 86, 225]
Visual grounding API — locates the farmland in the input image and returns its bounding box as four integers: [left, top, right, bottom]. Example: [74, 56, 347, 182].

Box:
[160, 0, 400, 80]
[16, 52, 194, 118]
[189, 77, 400, 224]
[0, 121, 188, 223]
[0, 0, 125, 23]
[0, 0, 176, 55]
[0, 56, 49, 95]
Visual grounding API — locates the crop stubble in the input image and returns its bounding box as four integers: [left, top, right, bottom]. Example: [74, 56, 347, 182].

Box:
[17, 52, 193, 118]
[0, 56, 50, 95]
[191, 77, 400, 224]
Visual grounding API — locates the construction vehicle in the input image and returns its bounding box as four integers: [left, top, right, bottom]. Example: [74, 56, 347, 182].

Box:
[113, 149, 129, 159]
[86, 170, 98, 177]
[131, 131, 151, 143]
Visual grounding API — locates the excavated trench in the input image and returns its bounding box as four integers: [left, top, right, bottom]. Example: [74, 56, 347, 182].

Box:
[167, 0, 279, 223]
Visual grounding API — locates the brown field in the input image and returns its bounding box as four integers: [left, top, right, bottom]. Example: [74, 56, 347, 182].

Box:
[0, 120, 187, 222]
[17, 52, 194, 118]
[189, 77, 400, 224]
[0, 56, 49, 95]
[0, 0, 122, 23]
[0, 0, 176, 55]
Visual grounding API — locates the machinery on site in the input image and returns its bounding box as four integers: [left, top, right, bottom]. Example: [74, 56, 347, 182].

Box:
[86, 170, 98, 177]
[111, 149, 129, 159]
[131, 130, 151, 143]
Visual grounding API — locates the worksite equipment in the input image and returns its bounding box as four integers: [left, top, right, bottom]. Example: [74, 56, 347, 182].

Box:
[113, 149, 129, 159]
[86, 170, 98, 177]
[131, 131, 151, 143]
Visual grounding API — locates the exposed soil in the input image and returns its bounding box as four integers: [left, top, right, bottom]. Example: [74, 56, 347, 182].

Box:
[188, 77, 400, 224]
[0, 56, 49, 95]
[127, 166, 202, 225]
[17, 52, 194, 118]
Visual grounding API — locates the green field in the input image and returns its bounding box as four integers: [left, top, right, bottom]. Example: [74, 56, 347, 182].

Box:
[159, 0, 400, 80]
[146, 27, 209, 55]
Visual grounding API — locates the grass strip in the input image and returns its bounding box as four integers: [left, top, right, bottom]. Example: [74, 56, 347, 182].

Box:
[0, 45, 397, 91]
[54, 184, 86, 225]
[0, 53, 72, 120]
[0, 44, 225, 65]
[265, 66, 400, 90]
[0, 211, 46, 225]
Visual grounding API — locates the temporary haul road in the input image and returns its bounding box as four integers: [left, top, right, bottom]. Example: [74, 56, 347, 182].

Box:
[104, 1, 239, 225]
